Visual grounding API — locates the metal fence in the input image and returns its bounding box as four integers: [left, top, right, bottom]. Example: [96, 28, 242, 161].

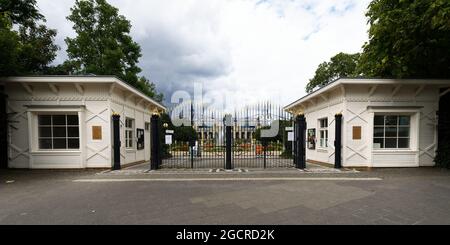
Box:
[160, 102, 294, 169]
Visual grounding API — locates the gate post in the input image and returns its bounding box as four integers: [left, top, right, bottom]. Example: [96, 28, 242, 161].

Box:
[263, 142, 267, 169]
[293, 121, 298, 167]
[225, 125, 232, 170]
[112, 113, 121, 170]
[296, 114, 306, 169]
[190, 140, 195, 169]
[334, 113, 342, 169]
[150, 113, 161, 170]
[225, 114, 233, 170]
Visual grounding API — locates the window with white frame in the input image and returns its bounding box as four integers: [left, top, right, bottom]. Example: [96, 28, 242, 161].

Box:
[38, 114, 80, 150]
[125, 118, 134, 148]
[318, 118, 328, 148]
[373, 115, 410, 149]
[145, 122, 150, 131]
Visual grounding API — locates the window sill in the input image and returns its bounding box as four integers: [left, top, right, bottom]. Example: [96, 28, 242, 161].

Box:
[317, 148, 328, 153]
[372, 149, 418, 154]
[126, 149, 136, 153]
[31, 151, 82, 155]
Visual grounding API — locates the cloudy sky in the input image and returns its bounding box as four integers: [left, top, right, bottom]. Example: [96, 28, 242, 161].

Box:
[37, 0, 371, 110]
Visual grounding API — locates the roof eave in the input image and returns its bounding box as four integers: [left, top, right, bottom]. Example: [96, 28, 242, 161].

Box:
[284, 78, 450, 111]
[1, 76, 167, 112]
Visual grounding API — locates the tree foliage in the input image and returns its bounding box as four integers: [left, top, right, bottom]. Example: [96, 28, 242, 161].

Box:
[17, 24, 59, 74]
[137, 76, 164, 102]
[0, 0, 59, 76]
[254, 120, 292, 144]
[64, 0, 162, 101]
[306, 53, 360, 93]
[0, 0, 43, 26]
[359, 0, 450, 78]
[65, 0, 141, 80]
[160, 113, 197, 143]
[308, 0, 450, 89]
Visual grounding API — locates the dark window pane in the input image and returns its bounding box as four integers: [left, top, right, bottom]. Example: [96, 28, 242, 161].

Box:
[53, 127, 67, 137]
[374, 116, 384, 126]
[67, 115, 79, 125]
[373, 138, 384, 148]
[399, 116, 410, 126]
[385, 116, 398, 126]
[39, 139, 52, 149]
[68, 139, 80, 149]
[68, 126, 79, 137]
[38, 115, 51, 125]
[385, 138, 397, 148]
[39, 127, 52, 137]
[52, 115, 66, 125]
[398, 138, 409, 148]
[398, 127, 410, 137]
[53, 139, 67, 149]
[385, 127, 397, 137]
[374, 127, 384, 137]
[126, 119, 133, 128]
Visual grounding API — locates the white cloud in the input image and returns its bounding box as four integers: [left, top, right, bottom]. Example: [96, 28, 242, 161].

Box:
[37, 0, 370, 108]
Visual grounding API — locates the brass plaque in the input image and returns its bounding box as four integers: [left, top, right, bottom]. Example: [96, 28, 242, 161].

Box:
[352, 126, 361, 140]
[92, 126, 102, 140]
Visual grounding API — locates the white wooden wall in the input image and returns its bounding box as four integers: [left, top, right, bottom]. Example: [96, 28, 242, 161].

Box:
[290, 82, 440, 168]
[6, 81, 155, 169]
[345, 84, 438, 167]
[110, 88, 152, 166]
[302, 88, 345, 165]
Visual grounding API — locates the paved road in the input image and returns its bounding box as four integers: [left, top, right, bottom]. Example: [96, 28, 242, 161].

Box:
[1, 166, 450, 224]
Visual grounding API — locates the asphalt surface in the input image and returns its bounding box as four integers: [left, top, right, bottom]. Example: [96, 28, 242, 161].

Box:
[1, 165, 450, 224]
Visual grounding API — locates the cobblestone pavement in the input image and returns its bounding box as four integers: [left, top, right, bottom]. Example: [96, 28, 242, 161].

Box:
[0, 166, 450, 224]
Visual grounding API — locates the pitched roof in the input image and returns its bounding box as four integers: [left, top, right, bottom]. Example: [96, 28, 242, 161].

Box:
[284, 77, 450, 111]
[1, 75, 166, 111]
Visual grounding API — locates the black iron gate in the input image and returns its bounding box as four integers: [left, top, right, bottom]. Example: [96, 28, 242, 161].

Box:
[157, 103, 296, 169]
[160, 117, 228, 169]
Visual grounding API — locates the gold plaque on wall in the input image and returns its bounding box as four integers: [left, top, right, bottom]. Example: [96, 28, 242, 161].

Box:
[92, 126, 102, 140]
[352, 126, 361, 140]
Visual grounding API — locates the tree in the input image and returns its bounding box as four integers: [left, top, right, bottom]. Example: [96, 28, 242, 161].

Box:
[65, 0, 161, 101]
[160, 112, 197, 142]
[0, 0, 43, 26]
[358, 0, 450, 78]
[0, 16, 20, 75]
[16, 24, 59, 74]
[306, 53, 360, 93]
[254, 120, 293, 144]
[137, 76, 164, 102]
[65, 0, 141, 81]
[0, 0, 59, 76]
